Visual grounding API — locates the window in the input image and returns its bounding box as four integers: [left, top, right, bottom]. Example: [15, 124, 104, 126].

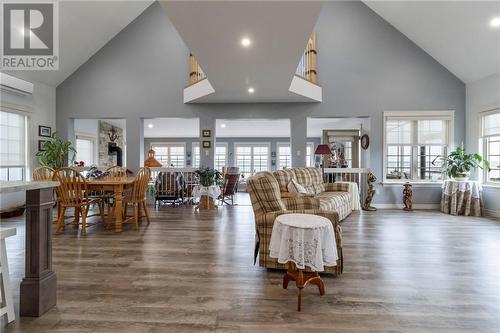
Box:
[215, 144, 227, 171]
[306, 143, 314, 167]
[192, 142, 200, 168]
[0, 111, 26, 181]
[481, 111, 500, 184]
[235, 143, 269, 178]
[75, 135, 95, 166]
[277, 143, 291, 169]
[384, 112, 453, 182]
[150, 143, 185, 167]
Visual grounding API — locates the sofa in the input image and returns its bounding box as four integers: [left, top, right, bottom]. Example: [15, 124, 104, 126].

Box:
[247, 169, 346, 275]
[274, 167, 353, 221]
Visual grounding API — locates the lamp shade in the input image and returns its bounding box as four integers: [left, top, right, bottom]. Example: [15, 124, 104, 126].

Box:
[314, 144, 331, 155]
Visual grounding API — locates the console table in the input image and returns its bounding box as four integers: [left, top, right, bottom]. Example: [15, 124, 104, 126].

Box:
[441, 180, 483, 216]
[0, 181, 59, 317]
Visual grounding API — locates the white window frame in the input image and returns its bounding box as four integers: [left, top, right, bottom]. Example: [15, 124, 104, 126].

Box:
[306, 142, 315, 167]
[383, 111, 454, 184]
[234, 142, 271, 177]
[0, 106, 30, 181]
[479, 108, 500, 186]
[75, 133, 96, 166]
[276, 142, 292, 170]
[150, 142, 186, 167]
[215, 142, 228, 171]
[192, 142, 200, 168]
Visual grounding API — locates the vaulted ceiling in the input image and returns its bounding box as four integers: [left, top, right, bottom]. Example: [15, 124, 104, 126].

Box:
[160, 1, 322, 102]
[364, 0, 500, 83]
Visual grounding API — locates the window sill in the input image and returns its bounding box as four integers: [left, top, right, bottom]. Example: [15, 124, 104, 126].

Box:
[482, 184, 500, 190]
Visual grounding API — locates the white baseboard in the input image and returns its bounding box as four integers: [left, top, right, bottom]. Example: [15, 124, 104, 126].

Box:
[484, 209, 500, 219]
[374, 204, 440, 210]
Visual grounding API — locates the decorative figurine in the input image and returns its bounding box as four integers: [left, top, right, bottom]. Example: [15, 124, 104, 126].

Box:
[403, 182, 413, 211]
[363, 172, 377, 211]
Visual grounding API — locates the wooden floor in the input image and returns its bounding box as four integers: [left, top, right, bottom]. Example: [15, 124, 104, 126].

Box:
[1, 200, 499, 332]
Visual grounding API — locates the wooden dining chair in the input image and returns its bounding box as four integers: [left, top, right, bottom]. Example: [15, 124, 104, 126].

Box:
[123, 167, 151, 229]
[106, 166, 127, 177]
[32, 166, 55, 181]
[52, 167, 104, 236]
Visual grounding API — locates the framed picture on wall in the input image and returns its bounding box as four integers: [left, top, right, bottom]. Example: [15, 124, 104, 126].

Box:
[202, 141, 211, 148]
[39, 125, 51, 137]
[38, 140, 48, 151]
[202, 130, 211, 137]
[360, 134, 370, 150]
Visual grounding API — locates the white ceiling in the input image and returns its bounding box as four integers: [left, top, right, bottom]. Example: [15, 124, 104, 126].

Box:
[364, 1, 500, 83]
[144, 118, 200, 138]
[5, 1, 153, 87]
[216, 119, 290, 138]
[161, 1, 322, 102]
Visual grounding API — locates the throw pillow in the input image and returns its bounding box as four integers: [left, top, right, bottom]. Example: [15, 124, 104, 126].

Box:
[287, 179, 308, 194]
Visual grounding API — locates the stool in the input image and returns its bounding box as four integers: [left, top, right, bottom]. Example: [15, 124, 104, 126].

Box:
[269, 213, 337, 311]
[0, 228, 16, 323]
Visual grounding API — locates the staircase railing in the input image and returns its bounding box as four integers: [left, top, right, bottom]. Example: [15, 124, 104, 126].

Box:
[295, 32, 317, 84]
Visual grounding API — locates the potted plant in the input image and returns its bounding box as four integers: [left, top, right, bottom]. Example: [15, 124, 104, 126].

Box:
[195, 167, 222, 187]
[433, 147, 490, 181]
[36, 132, 77, 169]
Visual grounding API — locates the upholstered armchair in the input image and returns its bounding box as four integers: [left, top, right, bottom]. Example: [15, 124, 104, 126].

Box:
[247, 171, 343, 275]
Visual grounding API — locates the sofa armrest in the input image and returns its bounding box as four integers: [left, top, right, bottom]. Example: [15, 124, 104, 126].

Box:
[324, 182, 350, 192]
[281, 196, 320, 210]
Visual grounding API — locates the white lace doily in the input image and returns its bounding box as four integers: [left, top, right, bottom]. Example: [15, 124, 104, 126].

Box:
[442, 180, 482, 199]
[192, 185, 221, 200]
[269, 214, 337, 272]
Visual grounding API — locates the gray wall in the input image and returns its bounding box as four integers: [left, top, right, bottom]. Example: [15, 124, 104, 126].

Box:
[56, 1, 465, 205]
[144, 137, 321, 170]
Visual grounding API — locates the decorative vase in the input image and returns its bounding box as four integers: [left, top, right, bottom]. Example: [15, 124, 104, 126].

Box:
[453, 172, 470, 181]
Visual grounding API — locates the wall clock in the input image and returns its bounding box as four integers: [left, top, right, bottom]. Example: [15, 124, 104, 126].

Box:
[360, 134, 370, 150]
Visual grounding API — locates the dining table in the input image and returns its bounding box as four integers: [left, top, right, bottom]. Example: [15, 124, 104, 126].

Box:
[86, 177, 136, 233]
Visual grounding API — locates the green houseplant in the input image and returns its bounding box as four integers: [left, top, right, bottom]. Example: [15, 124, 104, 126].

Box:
[195, 167, 222, 187]
[434, 146, 490, 181]
[36, 132, 77, 169]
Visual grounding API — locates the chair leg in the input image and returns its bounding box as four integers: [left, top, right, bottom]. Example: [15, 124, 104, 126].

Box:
[81, 205, 89, 236]
[0, 238, 15, 323]
[142, 201, 151, 224]
[73, 207, 80, 228]
[133, 204, 139, 230]
[107, 203, 114, 229]
[56, 207, 67, 234]
[98, 201, 105, 224]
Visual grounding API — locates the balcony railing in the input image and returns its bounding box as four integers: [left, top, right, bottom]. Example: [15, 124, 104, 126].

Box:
[295, 32, 317, 84]
[189, 53, 206, 85]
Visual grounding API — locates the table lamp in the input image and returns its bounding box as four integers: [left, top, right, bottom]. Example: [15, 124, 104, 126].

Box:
[314, 144, 332, 175]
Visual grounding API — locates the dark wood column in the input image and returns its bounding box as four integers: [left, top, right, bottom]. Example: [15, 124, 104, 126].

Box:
[20, 187, 57, 317]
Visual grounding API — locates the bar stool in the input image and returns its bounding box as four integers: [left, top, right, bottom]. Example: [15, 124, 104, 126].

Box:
[0, 228, 16, 323]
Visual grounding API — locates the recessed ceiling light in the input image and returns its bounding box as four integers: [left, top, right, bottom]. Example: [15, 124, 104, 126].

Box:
[148, 124, 154, 128]
[220, 123, 226, 128]
[248, 87, 255, 94]
[490, 17, 500, 28]
[241, 37, 252, 47]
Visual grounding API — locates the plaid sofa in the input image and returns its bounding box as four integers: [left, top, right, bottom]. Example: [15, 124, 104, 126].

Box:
[247, 171, 343, 275]
[274, 167, 353, 221]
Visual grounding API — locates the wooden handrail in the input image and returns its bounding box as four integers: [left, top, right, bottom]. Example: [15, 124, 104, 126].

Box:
[295, 32, 317, 84]
[189, 53, 206, 84]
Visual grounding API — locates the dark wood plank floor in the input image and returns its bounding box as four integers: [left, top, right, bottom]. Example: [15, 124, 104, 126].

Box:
[1, 201, 499, 332]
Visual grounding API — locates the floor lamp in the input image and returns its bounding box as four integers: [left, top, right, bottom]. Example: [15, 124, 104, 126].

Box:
[314, 144, 332, 180]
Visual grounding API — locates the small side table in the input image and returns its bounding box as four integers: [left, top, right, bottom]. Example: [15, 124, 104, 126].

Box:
[192, 185, 220, 210]
[441, 180, 483, 216]
[269, 213, 338, 311]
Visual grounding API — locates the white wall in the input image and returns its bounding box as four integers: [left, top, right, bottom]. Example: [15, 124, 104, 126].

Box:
[466, 72, 500, 216]
[0, 79, 56, 210]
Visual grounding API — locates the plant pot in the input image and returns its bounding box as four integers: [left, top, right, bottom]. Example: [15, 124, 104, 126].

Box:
[453, 172, 470, 181]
